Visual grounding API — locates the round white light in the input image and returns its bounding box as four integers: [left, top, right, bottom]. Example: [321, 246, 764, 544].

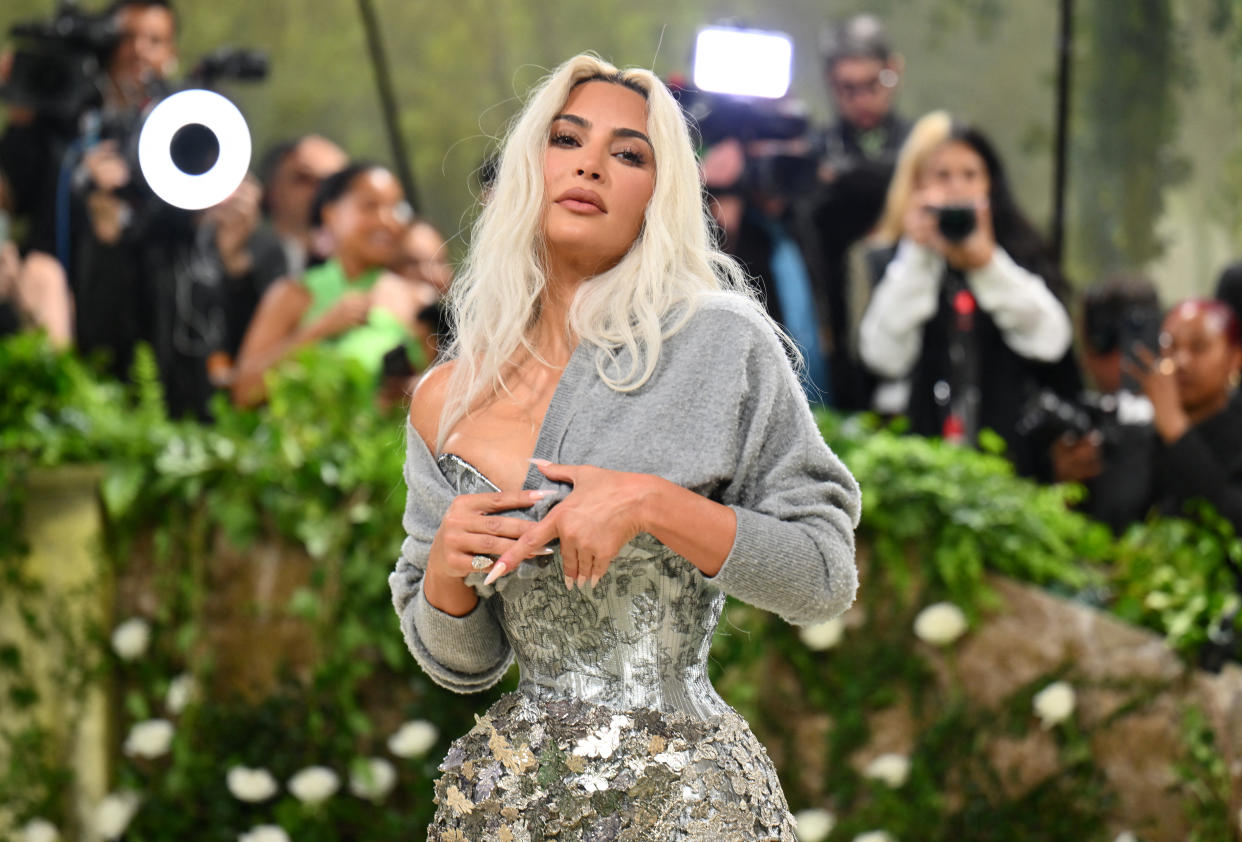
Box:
[137, 89, 252, 210]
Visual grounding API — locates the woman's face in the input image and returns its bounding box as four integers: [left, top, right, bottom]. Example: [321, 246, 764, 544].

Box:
[323, 169, 411, 268]
[542, 81, 656, 275]
[1160, 303, 1242, 415]
[919, 140, 990, 205]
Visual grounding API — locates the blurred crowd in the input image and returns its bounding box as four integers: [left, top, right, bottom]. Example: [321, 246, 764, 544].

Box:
[1, 4, 1240, 544]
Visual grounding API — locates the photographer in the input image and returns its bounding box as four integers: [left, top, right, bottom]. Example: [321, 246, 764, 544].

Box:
[1127, 299, 1242, 533]
[1031, 275, 1160, 532]
[798, 14, 910, 410]
[858, 111, 1078, 474]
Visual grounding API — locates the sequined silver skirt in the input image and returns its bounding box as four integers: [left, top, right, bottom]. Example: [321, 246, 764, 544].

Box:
[427, 692, 795, 842]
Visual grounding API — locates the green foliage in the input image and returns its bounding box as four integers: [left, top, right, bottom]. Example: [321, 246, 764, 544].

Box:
[1111, 506, 1242, 656]
[818, 413, 1111, 617]
[1, 336, 1237, 839]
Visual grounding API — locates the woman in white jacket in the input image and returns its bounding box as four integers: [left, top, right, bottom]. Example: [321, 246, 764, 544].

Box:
[859, 111, 1079, 473]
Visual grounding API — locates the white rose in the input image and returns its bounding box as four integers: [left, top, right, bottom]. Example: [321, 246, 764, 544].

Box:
[1113, 833, 1138, 842]
[94, 792, 140, 841]
[166, 673, 196, 714]
[111, 617, 151, 661]
[1032, 681, 1076, 729]
[349, 757, 397, 802]
[793, 808, 835, 842]
[238, 825, 292, 842]
[853, 832, 898, 842]
[288, 765, 340, 804]
[19, 818, 59, 842]
[387, 719, 438, 758]
[863, 752, 911, 788]
[913, 602, 968, 646]
[226, 766, 279, 802]
[123, 718, 174, 759]
[799, 618, 845, 651]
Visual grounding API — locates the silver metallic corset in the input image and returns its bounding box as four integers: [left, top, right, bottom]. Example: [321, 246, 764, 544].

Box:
[438, 454, 731, 720]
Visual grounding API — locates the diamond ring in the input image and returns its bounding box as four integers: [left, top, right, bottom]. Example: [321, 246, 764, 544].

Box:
[471, 557, 493, 571]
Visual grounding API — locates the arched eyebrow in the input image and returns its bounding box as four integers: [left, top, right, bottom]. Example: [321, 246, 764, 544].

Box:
[551, 113, 653, 150]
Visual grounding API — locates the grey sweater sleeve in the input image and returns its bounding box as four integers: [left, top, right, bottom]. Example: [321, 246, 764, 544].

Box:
[388, 425, 514, 693]
[703, 300, 861, 626]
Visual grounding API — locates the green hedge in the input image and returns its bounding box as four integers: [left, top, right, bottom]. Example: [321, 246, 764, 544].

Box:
[0, 334, 1236, 841]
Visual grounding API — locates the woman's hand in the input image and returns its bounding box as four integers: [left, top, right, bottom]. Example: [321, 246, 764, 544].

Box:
[424, 488, 550, 615]
[902, 188, 941, 248]
[1123, 344, 1190, 443]
[490, 461, 655, 590]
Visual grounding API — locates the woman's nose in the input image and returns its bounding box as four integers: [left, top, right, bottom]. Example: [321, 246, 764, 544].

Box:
[576, 167, 601, 181]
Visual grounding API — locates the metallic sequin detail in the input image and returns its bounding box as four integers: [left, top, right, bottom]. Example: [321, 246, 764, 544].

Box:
[428, 455, 796, 841]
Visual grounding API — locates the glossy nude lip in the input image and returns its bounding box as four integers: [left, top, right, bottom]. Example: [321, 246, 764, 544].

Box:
[555, 187, 606, 213]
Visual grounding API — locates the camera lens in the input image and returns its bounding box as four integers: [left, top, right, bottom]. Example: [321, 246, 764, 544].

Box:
[936, 205, 977, 243]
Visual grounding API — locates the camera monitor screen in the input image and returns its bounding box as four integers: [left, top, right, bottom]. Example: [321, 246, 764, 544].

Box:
[693, 26, 793, 100]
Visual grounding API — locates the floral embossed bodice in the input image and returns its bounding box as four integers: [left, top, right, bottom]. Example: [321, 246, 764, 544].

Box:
[437, 453, 730, 720]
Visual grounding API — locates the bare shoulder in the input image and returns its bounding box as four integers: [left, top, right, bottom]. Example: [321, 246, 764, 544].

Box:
[408, 360, 457, 451]
[252, 277, 311, 327]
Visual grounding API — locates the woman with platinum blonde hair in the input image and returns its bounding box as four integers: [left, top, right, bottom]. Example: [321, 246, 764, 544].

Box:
[390, 53, 860, 840]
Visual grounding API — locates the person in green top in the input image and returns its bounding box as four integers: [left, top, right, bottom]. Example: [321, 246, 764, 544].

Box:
[232, 163, 437, 407]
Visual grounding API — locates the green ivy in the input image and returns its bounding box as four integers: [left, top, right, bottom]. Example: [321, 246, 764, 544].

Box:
[0, 335, 1235, 839]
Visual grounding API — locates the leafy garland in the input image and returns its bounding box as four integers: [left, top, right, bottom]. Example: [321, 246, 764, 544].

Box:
[0, 335, 1235, 839]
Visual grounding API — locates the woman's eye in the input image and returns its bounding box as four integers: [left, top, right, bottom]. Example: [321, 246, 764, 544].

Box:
[551, 133, 579, 148]
[615, 147, 647, 166]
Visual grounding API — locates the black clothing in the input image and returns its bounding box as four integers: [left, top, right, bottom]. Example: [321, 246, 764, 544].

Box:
[1151, 395, 1242, 535]
[801, 113, 911, 410]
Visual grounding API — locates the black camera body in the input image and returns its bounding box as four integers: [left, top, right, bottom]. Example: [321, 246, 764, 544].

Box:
[1, 3, 118, 129]
[934, 204, 977, 243]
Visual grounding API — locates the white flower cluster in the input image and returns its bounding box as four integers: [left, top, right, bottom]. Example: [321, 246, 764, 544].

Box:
[227, 766, 279, 802]
[388, 719, 439, 758]
[349, 757, 397, 802]
[1032, 681, 1076, 729]
[19, 818, 59, 842]
[793, 808, 835, 842]
[94, 792, 141, 841]
[288, 766, 340, 804]
[238, 825, 291, 842]
[111, 617, 151, 661]
[853, 832, 898, 842]
[123, 719, 174, 759]
[166, 673, 196, 714]
[913, 602, 968, 646]
[799, 617, 845, 651]
[863, 753, 911, 788]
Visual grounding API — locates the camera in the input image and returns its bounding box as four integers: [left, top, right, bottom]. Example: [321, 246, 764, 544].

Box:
[934, 204, 977, 243]
[1016, 389, 1119, 444]
[1, 1, 118, 129]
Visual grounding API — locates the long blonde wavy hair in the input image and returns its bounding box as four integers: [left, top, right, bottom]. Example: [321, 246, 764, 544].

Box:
[872, 110, 952, 245]
[435, 53, 759, 449]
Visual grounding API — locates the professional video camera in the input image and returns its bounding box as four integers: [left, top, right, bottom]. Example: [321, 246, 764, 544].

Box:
[3, 1, 267, 198]
[0, 1, 117, 129]
[676, 25, 820, 199]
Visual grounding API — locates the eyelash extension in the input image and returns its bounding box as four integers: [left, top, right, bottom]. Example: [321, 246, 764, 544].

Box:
[616, 147, 647, 166]
[550, 132, 579, 147]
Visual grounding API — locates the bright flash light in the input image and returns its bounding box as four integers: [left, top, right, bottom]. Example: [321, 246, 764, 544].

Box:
[137, 89, 252, 210]
[693, 27, 793, 99]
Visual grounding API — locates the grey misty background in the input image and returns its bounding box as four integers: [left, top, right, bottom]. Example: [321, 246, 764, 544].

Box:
[2, 0, 1239, 303]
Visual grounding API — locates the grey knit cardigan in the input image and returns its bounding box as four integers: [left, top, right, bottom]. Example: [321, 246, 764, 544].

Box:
[389, 293, 862, 693]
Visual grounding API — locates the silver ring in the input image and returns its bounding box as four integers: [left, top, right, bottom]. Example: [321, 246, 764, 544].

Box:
[471, 557, 493, 571]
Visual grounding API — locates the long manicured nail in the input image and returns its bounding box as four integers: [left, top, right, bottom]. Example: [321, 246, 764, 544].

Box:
[534, 547, 555, 556]
[528, 458, 551, 467]
[564, 575, 574, 590]
[528, 490, 552, 500]
[576, 575, 587, 589]
[589, 575, 601, 589]
[484, 561, 507, 586]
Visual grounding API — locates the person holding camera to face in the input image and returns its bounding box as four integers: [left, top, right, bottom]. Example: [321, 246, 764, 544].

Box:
[858, 111, 1078, 475]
